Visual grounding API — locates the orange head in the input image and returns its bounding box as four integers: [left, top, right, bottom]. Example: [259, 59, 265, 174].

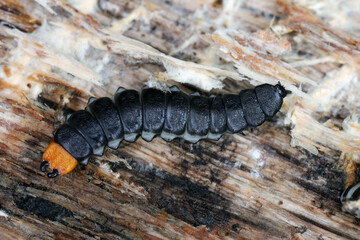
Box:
[41, 141, 78, 178]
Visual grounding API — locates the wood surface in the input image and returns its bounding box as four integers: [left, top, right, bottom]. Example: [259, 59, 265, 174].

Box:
[0, 0, 359, 239]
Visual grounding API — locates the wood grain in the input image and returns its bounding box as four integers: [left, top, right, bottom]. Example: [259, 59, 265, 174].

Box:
[0, 0, 359, 239]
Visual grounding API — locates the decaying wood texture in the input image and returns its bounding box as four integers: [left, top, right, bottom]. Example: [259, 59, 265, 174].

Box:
[0, 0, 360, 239]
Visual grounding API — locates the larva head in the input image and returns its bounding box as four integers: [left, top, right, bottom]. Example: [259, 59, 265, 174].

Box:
[275, 83, 287, 98]
[41, 141, 78, 178]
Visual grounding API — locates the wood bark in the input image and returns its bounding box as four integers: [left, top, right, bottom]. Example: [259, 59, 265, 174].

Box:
[0, 0, 359, 239]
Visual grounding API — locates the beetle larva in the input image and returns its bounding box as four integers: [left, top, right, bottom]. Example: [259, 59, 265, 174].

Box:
[41, 83, 287, 178]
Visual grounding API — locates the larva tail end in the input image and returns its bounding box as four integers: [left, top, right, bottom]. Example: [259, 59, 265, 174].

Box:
[275, 82, 287, 98]
[42, 141, 78, 177]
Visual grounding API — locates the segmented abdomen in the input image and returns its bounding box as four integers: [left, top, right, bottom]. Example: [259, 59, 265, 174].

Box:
[54, 83, 286, 163]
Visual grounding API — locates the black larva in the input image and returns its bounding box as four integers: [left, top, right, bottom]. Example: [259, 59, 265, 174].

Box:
[41, 83, 287, 177]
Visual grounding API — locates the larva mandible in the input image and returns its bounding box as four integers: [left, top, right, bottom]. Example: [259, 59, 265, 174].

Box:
[40, 83, 287, 178]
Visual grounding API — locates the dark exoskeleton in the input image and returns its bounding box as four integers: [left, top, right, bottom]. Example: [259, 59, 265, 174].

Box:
[41, 83, 287, 177]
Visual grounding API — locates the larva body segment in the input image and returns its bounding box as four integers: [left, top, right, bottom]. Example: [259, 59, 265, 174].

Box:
[53, 124, 92, 161]
[240, 90, 266, 127]
[141, 88, 166, 141]
[161, 88, 189, 141]
[223, 94, 247, 133]
[41, 83, 287, 178]
[255, 84, 284, 117]
[187, 95, 210, 137]
[115, 89, 143, 142]
[67, 110, 107, 156]
[86, 97, 124, 149]
[209, 96, 227, 140]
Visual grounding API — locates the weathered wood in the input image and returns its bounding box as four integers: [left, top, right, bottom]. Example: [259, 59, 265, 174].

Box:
[0, 0, 359, 239]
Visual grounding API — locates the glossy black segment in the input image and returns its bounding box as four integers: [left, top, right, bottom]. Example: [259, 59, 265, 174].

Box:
[210, 97, 227, 134]
[115, 90, 143, 136]
[142, 88, 166, 134]
[223, 94, 247, 133]
[255, 84, 283, 117]
[47, 169, 59, 178]
[54, 124, 91, 161]
[40, 161, 49, 172]
[240, 89, 266, 127]
[88, 97, 124, 143]
[67, 110, 106, 152]
[163, 91, 189, 135]
[187, 96, 210, 136]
